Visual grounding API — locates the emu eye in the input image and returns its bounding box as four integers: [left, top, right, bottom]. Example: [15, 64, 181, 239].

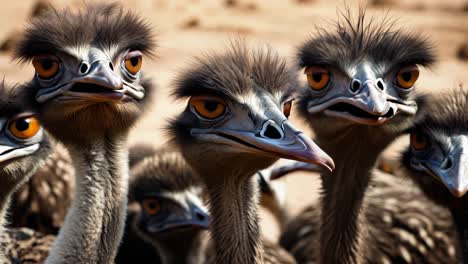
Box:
[142, 198, 161, 215]
[395, 65, 419, 89]
[189, 96, 226, 120]
[32, 55, 60, 80]
[124, 50, 143, 75]
[283, 100, 292, 119]
[410, 133, 427, 151]
[8, 116, 41, 140]
[305, 66, 330, 91]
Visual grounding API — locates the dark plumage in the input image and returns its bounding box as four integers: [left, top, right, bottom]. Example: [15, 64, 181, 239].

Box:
[14, 2, 155, 62]
[10, 143, 74, 235]
[3, 228, 55, 263]
[298, 8, 435, 73]
[280, 171, 458, 263]
[401, 86, 468, 262]
[169, 41, 333, 264]
[172, 42, 296, 101]
[279, 8, 455, 264]
[117, 147, 209, 264]
[129, 148, 204, 196]
[118, 145, 292, 263]
[15, 3, 156, 263]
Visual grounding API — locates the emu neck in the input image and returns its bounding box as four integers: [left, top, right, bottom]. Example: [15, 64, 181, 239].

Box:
[316, 128, 395, 264]
[46, 135, 128, 264]
[0, 192, 10, 235]
[0, 194, 11, 262]
[207, 174, 263, 264]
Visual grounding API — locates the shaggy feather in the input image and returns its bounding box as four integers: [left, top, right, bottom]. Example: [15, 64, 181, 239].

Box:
[14, 2, 156, 62]
[298, 8, 435, 73]
[172, 41, 297, 101]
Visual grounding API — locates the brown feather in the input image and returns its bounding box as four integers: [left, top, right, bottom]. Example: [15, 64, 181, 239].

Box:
[10, 143, 74, 235]
[280, 171, 459, 263]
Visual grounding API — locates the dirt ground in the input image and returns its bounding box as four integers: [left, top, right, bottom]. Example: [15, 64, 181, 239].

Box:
[0, 0, 467, 241]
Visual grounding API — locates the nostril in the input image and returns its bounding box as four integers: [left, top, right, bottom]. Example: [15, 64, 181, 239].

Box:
[350, 79, 361, 92]
[263, 124, 282, 139]
[79, 63, 89, 74]
[382, 108, 395, 118]
[376, 79, 385, 90]
[441, 157, 453, 170]
[195, 212, 206, 221]
[109, 62, 114, 71]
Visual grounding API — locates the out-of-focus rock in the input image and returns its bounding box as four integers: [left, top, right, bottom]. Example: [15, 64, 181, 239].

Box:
[295, 0, 315, 4]
[457, 41, 468, 61]
[225, 0, 237, 8]
[224, 0, 257, 11]
[181, 17, 200, 29]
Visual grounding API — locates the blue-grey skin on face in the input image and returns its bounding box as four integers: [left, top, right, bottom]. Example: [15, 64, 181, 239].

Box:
[407, 131, 468, 198]
[303, 62, 418, 126]
[31, 47, 145, 104]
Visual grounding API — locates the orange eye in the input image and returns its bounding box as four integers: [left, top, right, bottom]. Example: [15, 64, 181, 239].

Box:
[8, 116, 41, 140]
[142, 198, 161, 215]
[396, 65, 419, 89]
[283, 101, 292, 119]
[410, 133, 427, 151]
[32, 55, 59, 80]
[124, 51, 143, 75]
[189, 96, 226, 120]
[305, 66, 330, 91]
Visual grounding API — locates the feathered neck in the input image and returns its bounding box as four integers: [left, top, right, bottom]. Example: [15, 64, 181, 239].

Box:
[315, 126, 397, 263]
[45, 134, 129, 264]
[0, 194, 11, 262]
[206, 172, 264, 264]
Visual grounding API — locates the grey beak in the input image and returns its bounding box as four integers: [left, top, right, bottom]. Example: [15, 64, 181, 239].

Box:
[73, 61, 123, 90]
[432, 152, 468, 198]
[359, 80, 391, 116]
[147, 203, 210, 234]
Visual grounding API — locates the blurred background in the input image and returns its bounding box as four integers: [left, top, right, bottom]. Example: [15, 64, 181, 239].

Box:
[0, 0, 467, 240]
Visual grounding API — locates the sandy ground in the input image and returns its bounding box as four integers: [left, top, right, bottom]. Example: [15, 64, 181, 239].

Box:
[0, 0, 467, 241]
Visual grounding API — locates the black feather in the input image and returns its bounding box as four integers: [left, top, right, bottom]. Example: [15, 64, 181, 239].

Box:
[172, 40, 297, 101]
[14, 2, 156, 62]
[297, 8, 436, 73]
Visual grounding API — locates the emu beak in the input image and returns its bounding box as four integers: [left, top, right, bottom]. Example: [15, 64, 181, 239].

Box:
[0, 144, 40, 163]
[358, 80, 391, 116]
[66, 61, 125, 102]
[313, 79, 398, 125]
[193, 120, 335, 172]
[424, 149, 468, 198]
[261, 121, 334, 172]
[147, 203, 210, 234]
